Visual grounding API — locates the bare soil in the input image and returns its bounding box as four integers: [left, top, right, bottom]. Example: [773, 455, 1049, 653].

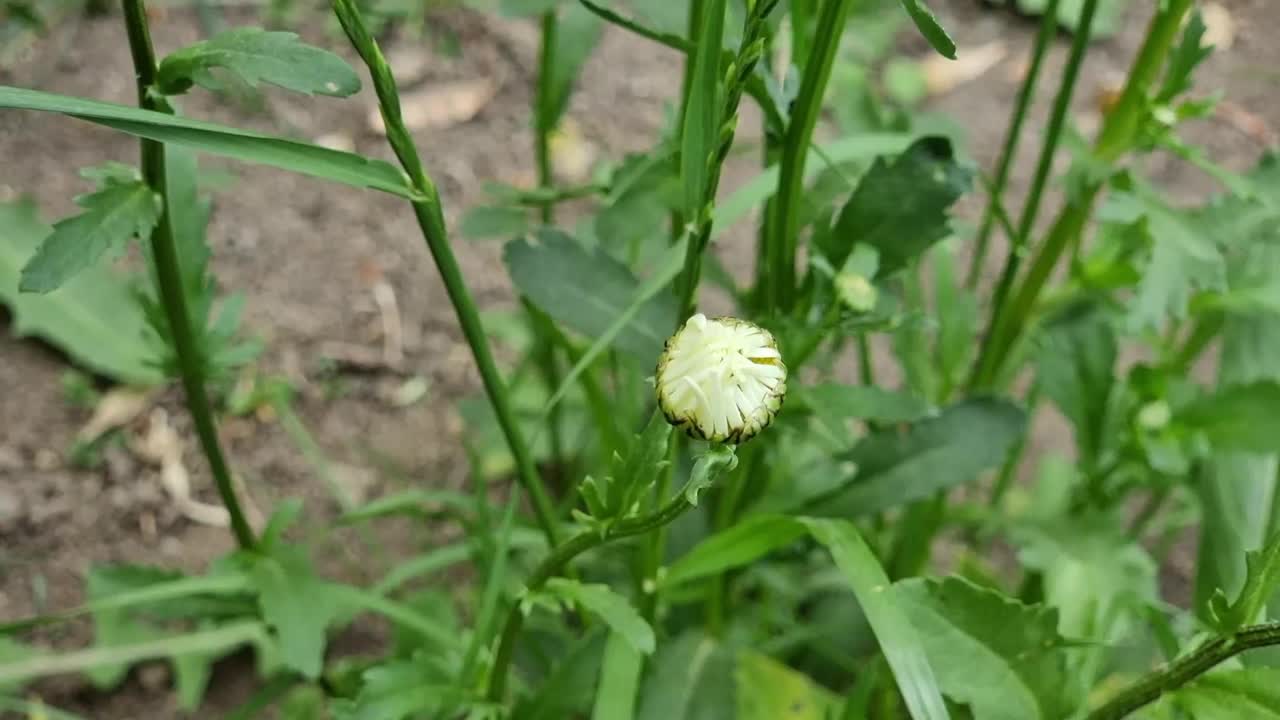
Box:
[1, 1, 1277, 716]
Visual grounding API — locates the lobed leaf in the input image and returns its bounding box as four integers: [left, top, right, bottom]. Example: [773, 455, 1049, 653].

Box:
[544, 578, 655, 654]
[248, 547, 340, 679]
[157, 28, 361, 97]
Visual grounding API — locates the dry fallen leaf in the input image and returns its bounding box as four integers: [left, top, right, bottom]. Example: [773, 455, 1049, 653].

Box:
[367, 77, 498, 134]
[1201, 2, 1235, 51]
[77, 388, 155, 443]
[922, 40, 1007, 96]
[550, 117, 598, 184]
[131, 408, 231, 528]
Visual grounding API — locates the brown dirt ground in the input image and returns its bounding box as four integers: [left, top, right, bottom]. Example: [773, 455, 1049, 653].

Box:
[1, 1, 1277, 717]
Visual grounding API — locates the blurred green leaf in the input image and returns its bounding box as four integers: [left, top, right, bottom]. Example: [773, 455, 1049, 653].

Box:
[798, 383, 934, 428]
[460, 205, 530, 240]
[679, 0, 725, 217]
[249, 547, 339, 679]
[804, 398, 1026, 516]
[931, 243, 979, 394]
[824, 137, 971, 277]
[1016, 0, 1128, 37]
[0, 198, 161, 384]
[516, 632, 607, 720]
[1036, 305, 1117, 468]
[1162, 668, 1280, 719]
[896, 577, 1072, 720]
[896, 0, 955, 59]
[0, 87, 418, 198]
[735, 650, 840, 719]
[1180, 381, 1280, 454]
[802, 518, 950, 720]
[1155, 8, 1211, 103]
[157, 28, 361, 97]
[664, 514, 807, 587]
[1209, 530, 1280, 634]
[541, 3, 603, 132]
[504, 228, 678, 360]
[592, 631, 643, 720]
[636, 632, 734, 720]
[544, 579, 654, 654]
[19, 182, 158, 293]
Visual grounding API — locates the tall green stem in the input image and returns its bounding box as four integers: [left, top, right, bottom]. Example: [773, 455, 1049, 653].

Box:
[965, 0, 1061, 288]
[1085, 622, 1280, 720]
[119, 0, 255, 550]
[970, 0, 1195, 390]
[766, 0, 853, 312]
[535, 10, 558, 226]
[333, 0, 561, 547]
[486, 492, 695, 701]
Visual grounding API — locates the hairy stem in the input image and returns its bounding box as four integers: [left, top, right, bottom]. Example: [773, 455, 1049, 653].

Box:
[1086, 622, 1280, 720]
[120, 0, 255, 550]
[333, 0, 561, 547]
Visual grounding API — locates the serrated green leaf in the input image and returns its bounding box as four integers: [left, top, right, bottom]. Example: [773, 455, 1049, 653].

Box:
[516, 632, 607, 720]
[249, 547, 339, 679]
[896, 0, 956, 59]
[19, 182, 158, 293]
[803, 398, 1026, 516]
[0, 198, 161, 384]
[1165, 668, 1280, 719]
[1155, 9, 1211, 103]
[0, 87, 417, 198]
[679, 0, 726, 217]
[735, 651, 841, 720]
[544, 579, 654, 654]
[801, 518, 950, 720]
[1179, 381, 1280, 454]
[896, 577, 1071, 720]
[664, 514, 806, 587]
[824, 137, 971, 277]
[504, 228, 678, 360]
[1210, 530, 1280, 633]
[157, 28, 360, 97]
[592, 631, 643, 720]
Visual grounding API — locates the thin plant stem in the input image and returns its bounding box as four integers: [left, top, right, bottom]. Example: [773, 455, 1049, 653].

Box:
[1085, 622, 1280, 720]
[119, 0, 255, 550]
[975, 0, 1099, 388]
[332, 0, 561, 547]
[765, 0, 854, 312]
[486, 490, 695, 701]
[669, 0, 704, 244]
[535, 10, 558, 226]
[966, 0, 1062, 288]
[971, 0, 1195, 390]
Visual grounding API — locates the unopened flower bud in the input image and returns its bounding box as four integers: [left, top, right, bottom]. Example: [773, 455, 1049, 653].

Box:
[655, 314, 787, 444]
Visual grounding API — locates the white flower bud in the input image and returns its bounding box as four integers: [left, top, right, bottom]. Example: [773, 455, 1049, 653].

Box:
[655, 314, 787, 444]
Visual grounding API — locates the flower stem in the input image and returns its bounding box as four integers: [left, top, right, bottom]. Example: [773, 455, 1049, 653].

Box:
[1085, 622, 1280, 720]
[965, 0, 1061, 289]
[486, 492, 694, 701]
[119, 0, 255, 550]
[765, 0, 853, 312]
[333, 0, 562, 547]
[970, 0, 1194, 390]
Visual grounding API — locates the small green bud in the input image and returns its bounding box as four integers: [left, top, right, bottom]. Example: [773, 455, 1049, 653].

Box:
[835, 272, 878, 313]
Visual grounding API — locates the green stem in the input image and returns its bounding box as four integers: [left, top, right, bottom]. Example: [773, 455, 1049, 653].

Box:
[670, 0, 704, 244]
[974, 0, 1098, 388]
[966, 0, 1061, 288]
[333, 0, 561, 547]
[1085, 622, 1280, 720]
[971, 0, 1194, 390]
[640, 432, 679, 621]
[1171, 313, 1223, 372]
[119, 0, 255, 550]
[486, 491, 695, 701]
[535, 9, 558, 226]
[766, 0, 853, 312]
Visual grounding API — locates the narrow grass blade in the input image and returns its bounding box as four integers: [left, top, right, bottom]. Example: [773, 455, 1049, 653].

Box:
[593, 631, 644, 720]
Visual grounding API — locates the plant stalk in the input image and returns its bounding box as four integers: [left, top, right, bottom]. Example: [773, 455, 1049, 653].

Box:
[1085, 622, 1280, 720]
[765, 0, 853, 312]
[333, 0, 561, 547]
[119, 0, 255, 550]
[966, 0, 1061, 288]
[970, 0, 1195, 390]
[486, 492, 695, 701]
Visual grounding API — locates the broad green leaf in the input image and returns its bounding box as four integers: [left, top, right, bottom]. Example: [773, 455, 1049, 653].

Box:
[516, 632, 607, 720]
[1164, 668, 1280, 719]
[19, 182, 159, 293]
[156, 28, 360, 97]
[636, 631, 733, 720]
[249, 547, 339, 678]
[592, 631, 643, 720]
[0, 87, 416, 198]
[1036, 305, 1117, 467]
[1180, 381, 1280, 454]
[504, 228, 678, 360]
[803, 398, 1026, 517]
[896, 577, 1071, 720]
[544, 578, 655, 654]
[664, 514, 806, 587]
[896, 0, 956, 59]
[0, 199, 160, 384]
[802, 518, 950, 720]
[460, 205, 530, 240]
[679, 0, 726, 217]
[824, 137, 971, 277]
[735, 651, 841, 720]
[931, 242, 979, 393]
[541, 3, 603, 132]
[798, 383, 933, 427]
[1209, 530, 1280, 633]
